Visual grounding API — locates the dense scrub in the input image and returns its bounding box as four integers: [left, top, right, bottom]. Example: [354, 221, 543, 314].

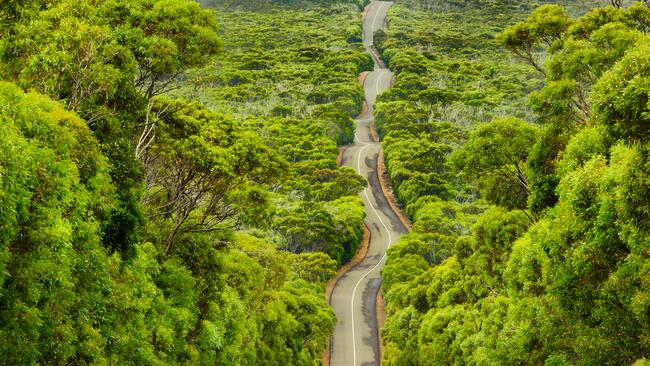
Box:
[171, 1, 373, 265]
[380, 0, 650, 365]
[0, 0, 367, 364]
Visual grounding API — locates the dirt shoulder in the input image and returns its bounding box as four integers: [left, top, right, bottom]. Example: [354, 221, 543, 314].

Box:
[375, 133, 412, 231]
[376, 288, 386, 363]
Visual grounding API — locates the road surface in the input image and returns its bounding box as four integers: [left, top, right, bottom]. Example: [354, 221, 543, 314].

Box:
[329, 2, 406, 365]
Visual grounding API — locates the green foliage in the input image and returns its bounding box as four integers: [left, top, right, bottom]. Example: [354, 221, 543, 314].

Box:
[453, 117, 540, 210]
[293, 252, 338, 283]
[497, 4, 573, 74]
[200, 0, 369, 11]
[171, 1, 369, 266]
[0, 78, 338, 364]
[4, 0, 220, 104]
[308, 167, 367, 201]
[518, 2, 650, 213]
[373, 0, 547, 225]
[274, 196, 365, 264]
[0, 0, 369, 363]
[592, 36, 650, 142]
[382, 1, 650, 365]
[11, 0, 650, 363]
[173, 4, 370, 135]
[0, 81, 115, 364]
[1, 0, 223, 255]
[383, 206, 531, 365]
[141, 97, 285, 255]
[375, 3, 551, 361]
[556, 124, 609, 178]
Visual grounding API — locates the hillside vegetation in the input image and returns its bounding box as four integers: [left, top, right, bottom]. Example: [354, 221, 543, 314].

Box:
[0, 0, 368, 364]
[3, 0, 650, 364]
[379, 0, 650, 364]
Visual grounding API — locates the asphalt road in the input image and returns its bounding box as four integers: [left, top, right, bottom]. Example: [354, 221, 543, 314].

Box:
[362, 1, 392, 49]
[329, 2, 406, 365]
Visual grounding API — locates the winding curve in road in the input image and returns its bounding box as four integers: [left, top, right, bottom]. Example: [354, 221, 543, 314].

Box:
[329, 2, 408, 365]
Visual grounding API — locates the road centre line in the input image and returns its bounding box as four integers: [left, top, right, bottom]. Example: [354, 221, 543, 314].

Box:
[350, 69, 391, 365]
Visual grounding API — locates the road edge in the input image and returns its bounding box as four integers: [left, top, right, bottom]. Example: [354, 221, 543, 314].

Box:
[322, 224, 371, 366]
[376, 287, 386, 363]
[376, 147, 412, 231]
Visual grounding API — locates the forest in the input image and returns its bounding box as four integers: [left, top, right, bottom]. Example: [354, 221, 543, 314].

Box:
[378, 0, 650, 365]
[0, 0, 370, 364]
[2, 0, 650, 365]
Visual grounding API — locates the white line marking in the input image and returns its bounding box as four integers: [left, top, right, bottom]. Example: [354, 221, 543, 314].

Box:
[351, 146, 394, 366]
[375, 71, 385, 97]
[347, 3, 395, 364]
[371, 2, 386, 33]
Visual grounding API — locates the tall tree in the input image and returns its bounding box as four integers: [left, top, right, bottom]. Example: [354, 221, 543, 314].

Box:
[453, 117, 539, 211]
[140, 97, 286, 255]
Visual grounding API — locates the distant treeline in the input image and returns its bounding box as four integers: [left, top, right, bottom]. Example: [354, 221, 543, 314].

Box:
[197, 0, 370, 11]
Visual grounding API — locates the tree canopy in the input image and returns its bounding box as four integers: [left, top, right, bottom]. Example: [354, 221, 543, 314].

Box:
[379, 1, 650, 365]
[0, 0, 369, 364]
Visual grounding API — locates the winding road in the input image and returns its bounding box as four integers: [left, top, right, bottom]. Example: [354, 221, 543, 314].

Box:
[329, 2, 407, 365]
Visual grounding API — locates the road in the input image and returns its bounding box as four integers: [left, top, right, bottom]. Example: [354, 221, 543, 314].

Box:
[329, 2, 406, 365]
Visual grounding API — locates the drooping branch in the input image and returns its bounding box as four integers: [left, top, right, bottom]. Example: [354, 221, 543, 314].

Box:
[509, 45, 547, 77]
